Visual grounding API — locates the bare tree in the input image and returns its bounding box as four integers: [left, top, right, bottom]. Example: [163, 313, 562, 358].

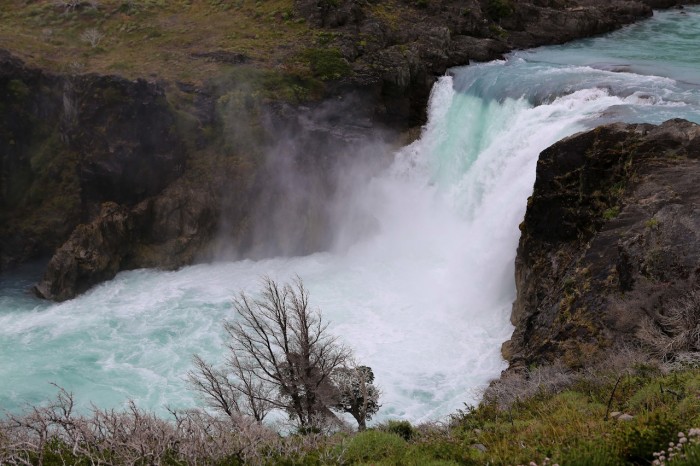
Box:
[331, 364, 380, 430]
[189, 277, 352, 429]
[80, 28, 104, 48]
[188, 353, 274, 422]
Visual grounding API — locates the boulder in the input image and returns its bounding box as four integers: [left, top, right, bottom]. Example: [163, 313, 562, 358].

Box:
[34, 203, 133, 301]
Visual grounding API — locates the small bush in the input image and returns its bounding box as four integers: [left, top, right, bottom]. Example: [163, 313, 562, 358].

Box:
[602, 206, 620, 220]
[343, 430, 406, 463]
[616, 413, 681, 463]
[486, 0, 513, 21]
[637, 290, 700, 359]
[304, 48, 351, 81]
[483, 361, 576, 410]
[382, 419, 415, 441]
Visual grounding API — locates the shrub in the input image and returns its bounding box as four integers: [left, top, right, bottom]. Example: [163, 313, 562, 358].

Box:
[602, 206, 620, 220]
[80, 28, 104, 47]
[343, 430, 406, 463]
[558, 441, 625, 466]
[382, 419, 415, 441]
[304, 48, 351, 81]
[486, 0, 513, 21]
[483, 361, 576, 410]
[616, 413, 681, 463]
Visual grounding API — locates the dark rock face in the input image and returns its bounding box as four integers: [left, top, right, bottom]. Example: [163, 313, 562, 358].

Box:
[505, 119, 700, 370]
[0, 54, 185, 270]
[27, 76, 386, 300]
[70, 75, 185, 208]
[33, 182, 220, 300]
[294, 0, 661, 127]
[34, 202, 133, 301]
[1, 51, 73, 265]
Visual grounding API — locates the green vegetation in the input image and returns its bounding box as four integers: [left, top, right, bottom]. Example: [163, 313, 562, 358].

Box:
[343, 430, 407, 463]
[603, 205, 621, 220]
[303, 47, 352, 81]
[645, 217, 661, 229]
[4, 355, 700, 465]
[0, 0, 315, 84]
[486, 0, 514, 21]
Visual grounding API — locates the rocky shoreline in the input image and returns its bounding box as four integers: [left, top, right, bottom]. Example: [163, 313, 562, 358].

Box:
[0, 0, 696, 303]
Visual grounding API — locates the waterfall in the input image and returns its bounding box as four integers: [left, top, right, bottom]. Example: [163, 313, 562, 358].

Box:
[2, 6, 700, 423]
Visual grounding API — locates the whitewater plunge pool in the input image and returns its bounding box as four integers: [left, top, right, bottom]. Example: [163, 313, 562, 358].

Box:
[2, 7, 700, 423]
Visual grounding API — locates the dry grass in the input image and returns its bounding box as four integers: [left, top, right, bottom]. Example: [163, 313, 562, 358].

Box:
[0, 0, 315, 84]
[637, 290, 700, 360]
[0, 385, 347, 465]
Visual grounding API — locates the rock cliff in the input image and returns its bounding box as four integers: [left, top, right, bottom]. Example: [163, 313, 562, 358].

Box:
[504, 119, 700, 370]
[0, 51, 185, 270]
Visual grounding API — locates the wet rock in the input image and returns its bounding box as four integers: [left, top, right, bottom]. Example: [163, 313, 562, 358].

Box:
[34, 203, 133, 301]
[506, 119, 700, 370]
[449, 36, 510, 63]
[33, 182, 221, 301]
[292, 0, 657, 127]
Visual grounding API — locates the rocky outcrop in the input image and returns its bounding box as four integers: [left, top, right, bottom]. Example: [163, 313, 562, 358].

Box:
[25, 76, 384, 300]
[33, 182, 219, 301]
[0, 53, 185, 270]
[296, 0, 666, 126]
[34, 202, 134, 301]
[504, 119, 700, 370]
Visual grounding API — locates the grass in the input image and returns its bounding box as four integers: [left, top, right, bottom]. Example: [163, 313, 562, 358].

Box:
[5, 360, 700, 465]
[0, 0, 315, 85]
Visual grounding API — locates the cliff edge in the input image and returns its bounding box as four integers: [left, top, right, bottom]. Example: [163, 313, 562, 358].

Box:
[504, 119, 700, 370]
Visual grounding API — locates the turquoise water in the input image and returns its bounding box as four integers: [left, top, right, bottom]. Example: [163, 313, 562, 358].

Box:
[1, 7, 700, 422]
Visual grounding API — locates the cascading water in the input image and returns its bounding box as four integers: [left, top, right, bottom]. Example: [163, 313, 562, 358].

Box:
[2, 7, 700, 423]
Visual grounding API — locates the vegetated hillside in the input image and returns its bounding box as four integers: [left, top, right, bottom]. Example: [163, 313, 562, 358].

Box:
[0, 0, 683, 300]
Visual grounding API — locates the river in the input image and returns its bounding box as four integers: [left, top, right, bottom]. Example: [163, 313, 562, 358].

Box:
[1, 6, 700, 423]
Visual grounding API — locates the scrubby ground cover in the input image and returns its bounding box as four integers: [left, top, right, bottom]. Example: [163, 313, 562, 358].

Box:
[3, 354, 700, 465]
[0, 0, 370, 95]
[0, 0, 314, 83]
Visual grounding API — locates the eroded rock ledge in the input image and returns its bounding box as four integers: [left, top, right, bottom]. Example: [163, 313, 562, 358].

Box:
[504, 119, 700, 370]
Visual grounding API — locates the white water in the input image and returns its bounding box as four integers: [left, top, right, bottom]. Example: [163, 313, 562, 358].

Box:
[2, 7, 700, 423]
